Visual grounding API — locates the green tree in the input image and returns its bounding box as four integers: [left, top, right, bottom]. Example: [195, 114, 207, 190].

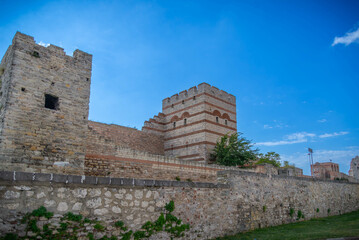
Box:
[256, 152, 281, 167]
[282, 160, 295, 168]
[210, 133, 258, 166]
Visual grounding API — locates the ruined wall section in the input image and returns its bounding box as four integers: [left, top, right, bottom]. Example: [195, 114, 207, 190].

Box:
[142, 112, 165, 136]
[0, 32, 92, 174]
[86, 120, 228, 182]
[87, 121, 164, 155]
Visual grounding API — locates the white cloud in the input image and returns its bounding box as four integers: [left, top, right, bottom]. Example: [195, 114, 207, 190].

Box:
[262, 120, 288, 130]
[317, 119, 327, 123]
[257, 132, 315, 146]
[257, 131, 348, 146]
[319, 131, 349, 138]
[332, 26, 359, 46]
[38, 41, 50, 47]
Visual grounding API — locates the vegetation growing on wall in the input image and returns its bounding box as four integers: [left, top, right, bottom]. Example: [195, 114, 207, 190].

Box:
[1, 201, 190, 240]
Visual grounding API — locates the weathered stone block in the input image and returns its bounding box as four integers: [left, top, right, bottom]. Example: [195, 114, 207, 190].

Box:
[15, 172, 33, 182]
[35, 173, 51, 182]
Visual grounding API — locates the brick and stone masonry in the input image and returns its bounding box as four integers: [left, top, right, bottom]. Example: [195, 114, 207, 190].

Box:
[142, 83, 237, 162]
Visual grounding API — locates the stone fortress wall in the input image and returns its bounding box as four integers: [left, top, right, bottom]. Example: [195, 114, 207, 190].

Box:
[85, 121, 239, 182]
[0, 170, 358, 239]
[0, 32, 359, 239]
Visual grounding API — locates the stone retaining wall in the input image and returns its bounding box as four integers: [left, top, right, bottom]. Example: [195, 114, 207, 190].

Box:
[0, 170, 358, 239]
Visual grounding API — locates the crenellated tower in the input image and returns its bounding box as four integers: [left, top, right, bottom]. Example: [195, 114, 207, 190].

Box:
[0, 32, 92, 174]
[143, 83, 237, 162]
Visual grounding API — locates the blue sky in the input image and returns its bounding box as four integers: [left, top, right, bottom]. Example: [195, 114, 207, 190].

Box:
[1, 0, 358, 175]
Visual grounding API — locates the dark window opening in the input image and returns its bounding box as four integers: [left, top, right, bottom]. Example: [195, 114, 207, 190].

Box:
[21, 87, 26, 92]
[51, 82, 55, 86]
[216, 117, 219, 123]
[31, 51, 40, 58]
[182, 100, 184, 104]
[171, 104, 174, 108]
[45, 94, 59, 110]
[173, 122, 176, 128]
[86, 78, 90, 82]
[225, 120, 228, 125]
[184, 119, 187, 125]
[193, 96, 196, 100]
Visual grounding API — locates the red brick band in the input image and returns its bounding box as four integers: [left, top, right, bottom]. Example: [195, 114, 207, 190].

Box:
[164, 129, 226, 141]
[164, 141, 217, 151]
[145, 110, 236, 127]
[177, 154, 200, 159]
[143, 119, 236, 133]
[167, 119, 237, 132]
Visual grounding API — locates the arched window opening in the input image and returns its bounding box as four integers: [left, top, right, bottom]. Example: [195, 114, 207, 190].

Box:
[222, 113, 230, 120]
[225, 119, 228, 125]
[216, 117, 219, 123]
[184, 119, 187, 125]
[213, 110, 221, 117]
[173, 122, 176, 128]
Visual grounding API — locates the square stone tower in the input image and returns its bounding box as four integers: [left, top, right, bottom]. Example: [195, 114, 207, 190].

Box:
[0, 32, 92, 174]
[143, 83, 237, 162]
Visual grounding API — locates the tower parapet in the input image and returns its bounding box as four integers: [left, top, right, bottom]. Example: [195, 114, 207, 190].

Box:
[162, 83, 236, 109]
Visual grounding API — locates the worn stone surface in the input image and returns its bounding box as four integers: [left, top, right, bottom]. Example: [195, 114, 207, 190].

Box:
[0, 171, 358, 239]
[0, 32, 92, 174]
[349, 156, 359, 179]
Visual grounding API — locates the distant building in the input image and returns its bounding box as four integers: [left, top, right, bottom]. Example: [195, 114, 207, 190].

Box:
[349, 156, 359, 179]
[278, 167, 303, 177]
[311, 162, 340, 180]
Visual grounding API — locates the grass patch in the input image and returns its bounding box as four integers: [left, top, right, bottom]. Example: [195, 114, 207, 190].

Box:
[215, 210, 359, 240]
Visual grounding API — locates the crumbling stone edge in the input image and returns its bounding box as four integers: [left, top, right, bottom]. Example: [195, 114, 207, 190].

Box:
[0, 171, 229, 189]
[218, 170, 359, 185]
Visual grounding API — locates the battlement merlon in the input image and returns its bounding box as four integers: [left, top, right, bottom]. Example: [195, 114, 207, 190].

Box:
[162, 82, 236, 107]
[12, 32, 92, 69]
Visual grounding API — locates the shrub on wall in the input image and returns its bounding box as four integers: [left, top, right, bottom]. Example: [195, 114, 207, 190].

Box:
[2, 201, 190, 240]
